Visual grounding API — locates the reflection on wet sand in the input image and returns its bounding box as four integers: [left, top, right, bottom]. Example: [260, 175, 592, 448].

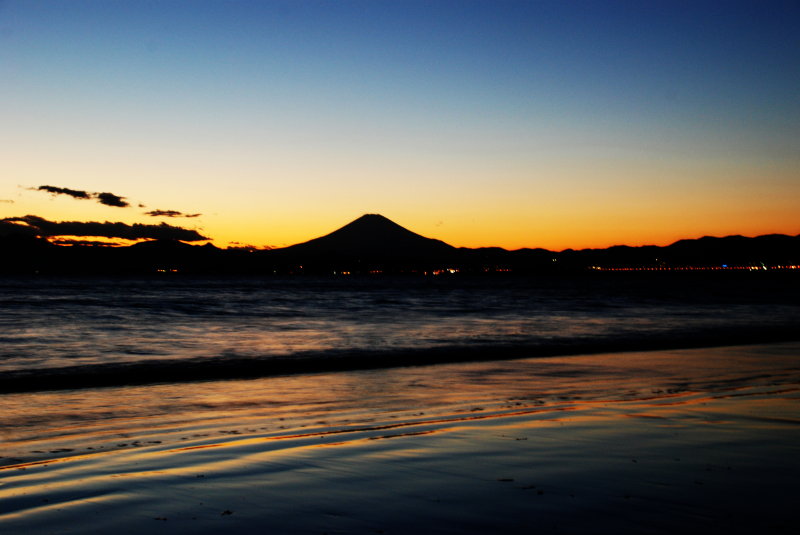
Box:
[0, 343, 798, 533]
[2, 343, 799, 465]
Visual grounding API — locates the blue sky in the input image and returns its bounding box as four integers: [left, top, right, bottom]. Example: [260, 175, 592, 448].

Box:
[2, 0, 798, 249]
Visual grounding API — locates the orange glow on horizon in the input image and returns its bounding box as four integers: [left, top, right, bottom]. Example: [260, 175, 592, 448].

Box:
[205, 212, 800, 253]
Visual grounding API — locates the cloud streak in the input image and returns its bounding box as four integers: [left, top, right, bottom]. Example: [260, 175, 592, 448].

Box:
[144, 209, 201, 218]
[35, 185, 130, 207]
[226, 242, 273, 251]
[1, 215, 209, 242]
[37, 185, 92, 200]
[49, 238, 126, 247]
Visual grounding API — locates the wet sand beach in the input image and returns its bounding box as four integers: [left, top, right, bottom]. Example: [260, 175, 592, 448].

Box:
[1, 343, 799, 534]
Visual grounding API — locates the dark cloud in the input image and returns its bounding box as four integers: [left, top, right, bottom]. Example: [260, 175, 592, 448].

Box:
[227, 242, 273, 251]
[49, 238, 125, 247]
[0, 220, 39, 237]
[146, 209, 181, 217]
[145, 209, 202, 218]
[1, 215, 209, 242]
[96, 192, 130, 208]
[34, 185, 129, 207]
[37, 185, 92, 200]
[0, 199, 13, 203]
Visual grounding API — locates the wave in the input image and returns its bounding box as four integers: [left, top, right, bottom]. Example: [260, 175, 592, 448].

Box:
[2, 325, 798, 394]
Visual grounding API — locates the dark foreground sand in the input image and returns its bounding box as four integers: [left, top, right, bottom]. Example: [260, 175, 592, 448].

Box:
[1, 343, 799, 534]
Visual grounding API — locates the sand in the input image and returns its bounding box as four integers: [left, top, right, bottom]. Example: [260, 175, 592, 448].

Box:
[1, 343, 799, 534]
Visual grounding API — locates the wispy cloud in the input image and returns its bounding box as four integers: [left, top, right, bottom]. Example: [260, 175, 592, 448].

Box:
[49, 238, 126, 247]
[35, 185, 130, 208]
[37, 185, 92, 200]
[1, 215, 209, 242]
[0, 199, 14, 203]
[144, 209, 201, 218]
[227, 242, 273, 251]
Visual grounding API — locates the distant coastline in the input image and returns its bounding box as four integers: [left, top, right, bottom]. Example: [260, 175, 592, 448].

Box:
[1, 214, 798, 275]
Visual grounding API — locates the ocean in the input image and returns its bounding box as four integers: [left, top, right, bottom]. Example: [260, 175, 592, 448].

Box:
[1, 274, 798, 389]
[1, 274, 799, 533]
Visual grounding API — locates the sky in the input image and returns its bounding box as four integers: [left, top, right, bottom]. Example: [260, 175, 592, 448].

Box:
[1, 0, 799, 250]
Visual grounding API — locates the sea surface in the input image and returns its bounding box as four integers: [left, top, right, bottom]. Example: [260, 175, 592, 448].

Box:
[1, 274, 798, 392]
[1, 275, 799, 533]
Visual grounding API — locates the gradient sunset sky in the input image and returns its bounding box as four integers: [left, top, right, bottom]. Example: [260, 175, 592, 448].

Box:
[2, 0, 799, 250]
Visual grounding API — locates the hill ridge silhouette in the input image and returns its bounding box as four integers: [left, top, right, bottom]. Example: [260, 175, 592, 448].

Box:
[1, 213, 798, 274]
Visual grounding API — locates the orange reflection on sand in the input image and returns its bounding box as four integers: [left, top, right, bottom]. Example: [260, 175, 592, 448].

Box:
[2, 343, 799, 471]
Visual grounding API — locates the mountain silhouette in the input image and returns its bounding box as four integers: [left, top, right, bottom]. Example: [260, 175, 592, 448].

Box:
[280, 214, 457, 260]
[1, 213, 798, 275]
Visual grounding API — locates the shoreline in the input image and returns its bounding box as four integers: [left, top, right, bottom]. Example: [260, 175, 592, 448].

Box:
[3, 329, 800, 394]
[1, 342, 798, 533]
[2, 342, 798, 464]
